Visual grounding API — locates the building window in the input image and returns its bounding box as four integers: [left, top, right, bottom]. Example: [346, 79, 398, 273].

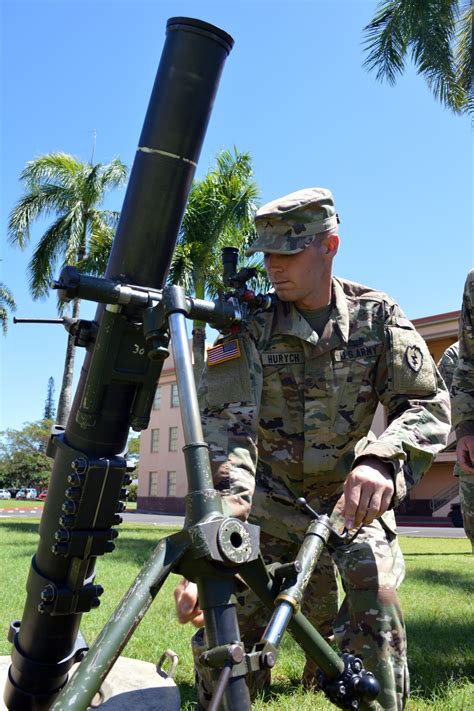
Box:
[153, 387, 161, 410]
[149, 471, 158, 497]
[167, 471, 176, 497]
[169, 426, 178, 452]
[170, 383, 179, 408]
[150, 428, 160, 453]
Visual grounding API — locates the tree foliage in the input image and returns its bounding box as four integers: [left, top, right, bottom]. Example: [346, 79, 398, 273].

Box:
[8, 152, 127, 297]
[127, 434, 140, 461]
[168, 147, 265, 380]
[8, 152, 127, 424]
[0, 420, 54, 489]
[363, 0, 473, 115]
[0, 282, 16, 335]
[44, 377, 56, 420]
[169, 148, 262, 297]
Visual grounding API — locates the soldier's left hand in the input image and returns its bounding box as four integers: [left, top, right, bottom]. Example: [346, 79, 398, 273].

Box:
[342, 456, 394, 529]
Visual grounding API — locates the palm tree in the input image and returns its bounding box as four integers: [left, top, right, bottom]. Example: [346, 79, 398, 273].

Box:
[0, 282, 16, 334]
[363, 0, 472, 115]
[168, 148, 263, 382]
[8, 152, 127, 425]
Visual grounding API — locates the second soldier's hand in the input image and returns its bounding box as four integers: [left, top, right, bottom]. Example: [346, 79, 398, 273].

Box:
[342, 456, 394, 529]
[174, 578, 204, 627]
[456, 435, 474, 474]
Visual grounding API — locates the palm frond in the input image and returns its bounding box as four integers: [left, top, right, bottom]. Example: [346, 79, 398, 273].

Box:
[0, 282, 17, 333]
[79, 159, 127, 211]
[363, 0, 407, 84]
[10, 151, 126, 300]
[20, 153, 83, 189]
[77, 210, 119, 275]
[28, 213, 78, 298]
[453, 1, 473, 112]
[242, 257, 272, 296]
[92, 209, 121, 229]
[0, 308, 9, 335]
[8, 184, 72, 248]
[406, 0, 465, 109]
[174, 147, 261, 302]
[363, 0, 471, 114]
[80, 162, 104, 208]
[0, 283, 16, 311]
[98, 158, 128, 190]
[167, 243, 195, 291]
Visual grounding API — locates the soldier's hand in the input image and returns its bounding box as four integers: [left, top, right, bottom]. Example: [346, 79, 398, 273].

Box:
[174, 578, 204, 627]
[342, 456, 394, 529]
[456, 435, 474, 474]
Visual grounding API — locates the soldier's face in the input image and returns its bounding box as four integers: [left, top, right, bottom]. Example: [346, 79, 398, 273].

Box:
[264, 236, 337, 309]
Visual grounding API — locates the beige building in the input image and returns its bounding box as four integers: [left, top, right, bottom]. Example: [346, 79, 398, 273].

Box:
[138, 310, 460, 519]
[137, 344, 189, 513]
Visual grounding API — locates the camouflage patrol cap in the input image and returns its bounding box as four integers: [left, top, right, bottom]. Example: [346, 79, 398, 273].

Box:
[245, 187, 339, 256]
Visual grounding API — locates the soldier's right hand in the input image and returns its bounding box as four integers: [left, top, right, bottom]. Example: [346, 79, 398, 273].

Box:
[457, 435, 474, 474]
[174, 578, 204, 627]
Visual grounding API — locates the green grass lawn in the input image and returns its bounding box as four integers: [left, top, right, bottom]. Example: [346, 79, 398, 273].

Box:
[0, 499, 137, 509]
[0, 499, 43, 508]
[0, 521, 473, 710]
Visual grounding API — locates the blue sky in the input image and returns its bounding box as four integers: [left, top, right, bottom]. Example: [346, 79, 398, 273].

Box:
[1, 0, 472, 432]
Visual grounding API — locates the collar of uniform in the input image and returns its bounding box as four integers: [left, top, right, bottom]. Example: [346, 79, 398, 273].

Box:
[276, 301, 319, 344]
[331, 277, 350, 343]
[275, 277, 350, 351]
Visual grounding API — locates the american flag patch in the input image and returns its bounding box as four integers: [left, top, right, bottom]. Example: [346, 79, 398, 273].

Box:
[207, 339, 241, 367]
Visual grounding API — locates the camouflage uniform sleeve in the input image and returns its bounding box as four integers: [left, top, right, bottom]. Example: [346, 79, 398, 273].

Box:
[197, 331, 262, 520]
[437, 343, 459, 394]
[354, 301, 451, 506]
[452, 269, 474, 438]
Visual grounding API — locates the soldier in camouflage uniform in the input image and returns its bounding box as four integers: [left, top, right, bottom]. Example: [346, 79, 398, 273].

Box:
[438, 340, 474, 549]
[450, 269, 474, 547]
[175, 188, 451, 710]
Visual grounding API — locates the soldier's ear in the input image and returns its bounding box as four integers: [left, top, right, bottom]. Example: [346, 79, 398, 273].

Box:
[325, 233, 339, 255]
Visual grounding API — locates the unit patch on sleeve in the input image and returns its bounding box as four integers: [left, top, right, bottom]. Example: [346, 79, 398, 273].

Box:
[405, 345, 423, 373]
[388, 325, 436, 394]
[207, 339, 241, 367]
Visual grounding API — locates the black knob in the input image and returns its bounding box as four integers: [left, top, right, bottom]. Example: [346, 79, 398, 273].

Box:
[72, 457, 88, 474]
[65, 486, 82, 501]
[356, 672, 380, 701]
[62, 500, 77, 514]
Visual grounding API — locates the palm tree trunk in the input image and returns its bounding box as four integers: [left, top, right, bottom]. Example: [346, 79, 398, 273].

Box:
[56, 299, 80, 426]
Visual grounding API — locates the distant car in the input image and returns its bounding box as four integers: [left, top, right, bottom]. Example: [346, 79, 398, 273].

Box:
[17, 488, 38, 500]
[0, 489, 11, 500]
[38, 490, 48, 501]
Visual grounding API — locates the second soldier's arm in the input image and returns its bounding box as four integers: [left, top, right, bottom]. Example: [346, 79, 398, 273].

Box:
[452, 269, 474, 473]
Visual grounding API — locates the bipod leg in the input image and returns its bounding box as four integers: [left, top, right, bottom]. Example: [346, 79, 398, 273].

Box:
[240, 553, 344, 679]
[196, 573, 251, 711]
[50, 528, 190, 710]
[240, 548, 379, 709]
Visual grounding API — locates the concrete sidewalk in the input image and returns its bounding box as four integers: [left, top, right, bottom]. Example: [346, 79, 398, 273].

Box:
[0, 656, 181, 710]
